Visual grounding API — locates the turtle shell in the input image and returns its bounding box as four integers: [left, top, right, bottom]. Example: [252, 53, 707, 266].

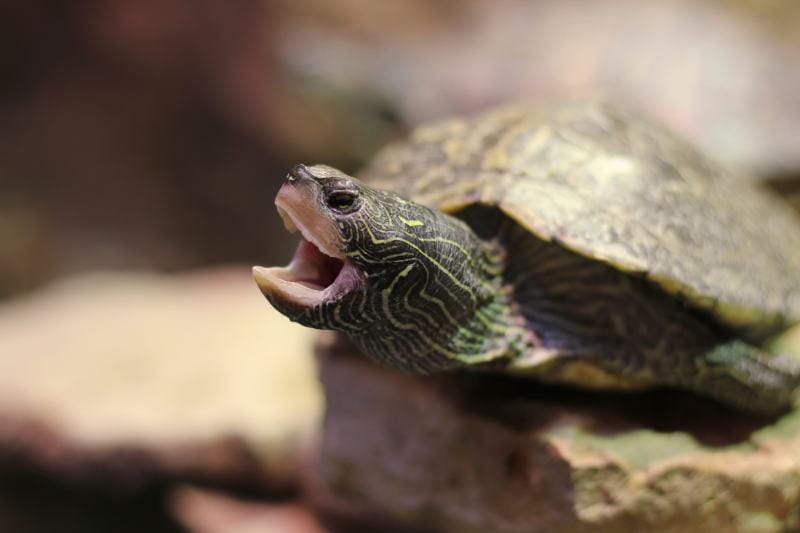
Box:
[359, 102, 800, 339]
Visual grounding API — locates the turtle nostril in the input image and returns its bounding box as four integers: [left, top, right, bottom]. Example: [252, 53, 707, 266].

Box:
[288, 164, 313, 183]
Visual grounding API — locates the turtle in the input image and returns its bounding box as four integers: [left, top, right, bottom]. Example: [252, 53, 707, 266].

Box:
[253, 101, 800, 414]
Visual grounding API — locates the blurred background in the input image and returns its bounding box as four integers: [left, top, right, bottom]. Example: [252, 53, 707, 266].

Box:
[1, 0, 800, 531]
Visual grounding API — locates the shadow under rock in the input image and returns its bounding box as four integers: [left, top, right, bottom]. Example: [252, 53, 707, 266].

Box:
[328, 338, 781, 449]
[446, 371, 777, 447]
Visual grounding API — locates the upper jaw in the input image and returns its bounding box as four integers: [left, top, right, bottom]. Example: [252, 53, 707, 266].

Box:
[274, 186, 343, 260]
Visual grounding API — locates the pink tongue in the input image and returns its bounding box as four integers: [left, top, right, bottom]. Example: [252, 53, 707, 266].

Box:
[291, 240, 343, 289]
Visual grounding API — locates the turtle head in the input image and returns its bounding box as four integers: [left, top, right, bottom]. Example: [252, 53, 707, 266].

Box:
[254, 164, 528, 372]
[253, 164, 375, 322]
[253, 163, 428, 327]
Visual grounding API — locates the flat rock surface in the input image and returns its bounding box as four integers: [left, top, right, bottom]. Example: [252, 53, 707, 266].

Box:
[0, 269, 321, 491]
[314, 334, 800, 533]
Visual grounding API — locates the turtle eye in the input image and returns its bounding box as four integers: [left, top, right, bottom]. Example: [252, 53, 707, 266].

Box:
[326, 190, 359, 213]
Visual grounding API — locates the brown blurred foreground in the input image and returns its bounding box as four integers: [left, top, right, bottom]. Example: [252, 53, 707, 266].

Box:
[0, 269, 322, 531]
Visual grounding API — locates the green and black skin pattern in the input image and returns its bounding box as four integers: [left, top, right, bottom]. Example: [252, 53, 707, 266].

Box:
[257, 103, 800, 415]
[270, 165, 531, 373]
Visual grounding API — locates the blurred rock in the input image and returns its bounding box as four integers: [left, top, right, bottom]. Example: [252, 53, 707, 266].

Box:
[721, 0, 800, 40]
[0, 269, 321, 492]
[260, 0, 492, 168]
[276, 0, 800, 177]
[312, 331, 800, 533]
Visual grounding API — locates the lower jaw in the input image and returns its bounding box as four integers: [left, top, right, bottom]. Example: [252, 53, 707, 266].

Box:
[254, 260, 365, 325]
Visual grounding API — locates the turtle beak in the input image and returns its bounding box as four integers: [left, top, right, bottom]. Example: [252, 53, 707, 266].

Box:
[253, 167, 361, 313]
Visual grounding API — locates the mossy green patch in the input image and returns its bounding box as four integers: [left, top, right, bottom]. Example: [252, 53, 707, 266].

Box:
[556, 399, 800, 470]
[769, 325, 800, 360]
[556, 427, 704, 469]
[752, 403, 800, 443]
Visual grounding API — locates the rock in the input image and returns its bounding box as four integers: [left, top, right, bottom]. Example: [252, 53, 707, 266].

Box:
[312, 333, 800, 533]
[0, 269, 322, 492]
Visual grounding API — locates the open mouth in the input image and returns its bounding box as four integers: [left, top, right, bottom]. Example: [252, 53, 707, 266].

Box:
[253, 186, 361, 309]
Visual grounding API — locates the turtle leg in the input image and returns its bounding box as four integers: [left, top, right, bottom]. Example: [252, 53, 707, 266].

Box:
[688, 340, 800, 415]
